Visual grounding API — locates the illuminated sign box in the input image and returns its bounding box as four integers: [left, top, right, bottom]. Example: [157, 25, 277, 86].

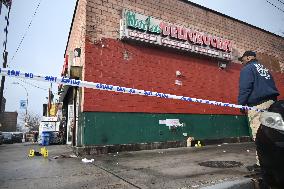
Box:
[120, 9, 232, 60]
[42, 116, 58, 122]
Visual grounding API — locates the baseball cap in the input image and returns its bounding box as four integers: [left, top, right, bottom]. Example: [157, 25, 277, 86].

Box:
[238, 51, 256, 61]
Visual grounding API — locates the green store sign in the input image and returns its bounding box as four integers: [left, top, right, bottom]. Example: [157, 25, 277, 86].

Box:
[121, 9, 232, 60]
[125, 11, 161, 34]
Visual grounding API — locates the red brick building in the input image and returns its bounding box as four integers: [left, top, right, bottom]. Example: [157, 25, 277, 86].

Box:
[0, 112, 18, 132]
[60, 0, 284, 153]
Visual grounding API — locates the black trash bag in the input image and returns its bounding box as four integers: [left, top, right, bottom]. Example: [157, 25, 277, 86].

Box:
[34, 151, 42, 156]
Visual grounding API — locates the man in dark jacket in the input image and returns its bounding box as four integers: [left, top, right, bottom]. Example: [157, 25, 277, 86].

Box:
[238, 50, 279, 171]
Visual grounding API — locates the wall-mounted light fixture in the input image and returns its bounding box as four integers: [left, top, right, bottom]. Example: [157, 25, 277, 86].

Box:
[176, 70, 182, 77]
[218, 61, 228, 70]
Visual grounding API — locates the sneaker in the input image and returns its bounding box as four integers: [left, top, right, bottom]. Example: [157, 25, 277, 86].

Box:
[246, 164, 261, 172]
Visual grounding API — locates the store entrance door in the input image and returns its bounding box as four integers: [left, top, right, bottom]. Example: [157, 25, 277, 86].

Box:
[66, 104, 74, 145]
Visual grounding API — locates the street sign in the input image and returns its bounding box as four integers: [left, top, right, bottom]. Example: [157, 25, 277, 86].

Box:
[20, 100, 27, 109]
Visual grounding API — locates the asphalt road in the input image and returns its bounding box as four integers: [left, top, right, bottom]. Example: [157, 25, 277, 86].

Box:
[0, 142, 256, 189]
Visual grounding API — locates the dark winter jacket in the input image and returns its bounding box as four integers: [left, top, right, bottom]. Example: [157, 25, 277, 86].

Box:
[238, 60, 279, 106]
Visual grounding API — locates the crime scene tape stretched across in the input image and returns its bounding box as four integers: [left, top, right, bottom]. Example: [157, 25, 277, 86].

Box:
[0, 68, 264, 112]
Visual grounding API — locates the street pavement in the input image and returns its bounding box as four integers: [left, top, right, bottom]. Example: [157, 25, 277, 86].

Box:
[0, 142, 257, 189]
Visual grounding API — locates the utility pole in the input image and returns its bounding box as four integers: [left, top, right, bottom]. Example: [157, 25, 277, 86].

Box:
[0, 3, 11, 112]
[47, 83, 53, 117]
[0, 51, 8, 112]
[47, 87, 50, 117]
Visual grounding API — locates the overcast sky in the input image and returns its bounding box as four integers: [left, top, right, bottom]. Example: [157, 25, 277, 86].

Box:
[0, 0, 76, 118]
[1, 0, 284, 119]
[189, 0, 284, 36]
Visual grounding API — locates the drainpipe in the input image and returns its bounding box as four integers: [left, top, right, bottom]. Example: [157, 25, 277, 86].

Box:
[72, 87, 77, 146]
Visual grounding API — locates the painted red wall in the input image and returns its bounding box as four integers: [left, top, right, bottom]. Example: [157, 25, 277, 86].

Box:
[83, 38, 284, 115]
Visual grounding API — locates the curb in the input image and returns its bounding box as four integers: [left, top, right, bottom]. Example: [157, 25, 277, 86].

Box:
[200, 178, 254, 189]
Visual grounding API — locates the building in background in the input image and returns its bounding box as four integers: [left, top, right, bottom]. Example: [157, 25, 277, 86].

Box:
[0, 112, 18, 132]
[1, 97, 6, 112]
[59, 0, 284, 154]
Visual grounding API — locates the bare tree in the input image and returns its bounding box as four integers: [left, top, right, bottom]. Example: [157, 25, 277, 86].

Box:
[19, 111, 41, 131]
[16, 123, 22, 132]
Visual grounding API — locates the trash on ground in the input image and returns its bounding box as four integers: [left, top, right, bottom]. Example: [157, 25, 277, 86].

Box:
[61, 154, 73, 158]
[191, 185, 199, 188]
[82, 158, 94, 163]
[34, 151, 42, 156]
[186, 137, 194, 147]
[246, 149, 250, 152]
[223, 150, 226, 153]
[217, 144, 221, 147]
[53, 154, 78, 159]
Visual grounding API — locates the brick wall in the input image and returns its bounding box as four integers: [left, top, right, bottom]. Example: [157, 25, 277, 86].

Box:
[0, 112, 18, 132]
[66, 0, 87, 68]
[83, 38, 284, 114]
[65, 0, 87, 110]
[68, 0, 284, 114]
[85, 0, 284, 71]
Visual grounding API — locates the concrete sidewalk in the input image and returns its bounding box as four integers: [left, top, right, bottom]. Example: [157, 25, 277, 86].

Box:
[93, 142, 257, 189]
[0, 142, 257, 189]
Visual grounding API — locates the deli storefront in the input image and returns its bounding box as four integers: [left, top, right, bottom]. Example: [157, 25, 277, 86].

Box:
[60, 0, 284, 153]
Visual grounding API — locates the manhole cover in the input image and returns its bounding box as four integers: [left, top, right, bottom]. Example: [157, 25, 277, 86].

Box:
[198, 161, 243, 168]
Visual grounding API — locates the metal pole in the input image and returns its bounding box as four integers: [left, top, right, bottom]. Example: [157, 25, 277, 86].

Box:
[12, 82, 28, 125]
[24, 85, 28, 124]
[47, 87, 50, 117]
[0, 51, 8, 112]
[20, 84, 28, 125]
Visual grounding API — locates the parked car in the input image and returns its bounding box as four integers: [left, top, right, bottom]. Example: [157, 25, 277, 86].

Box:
[2, 132, 13, 144]
[257, 100, 284, 188]
[0, 131, 3, 145]
[11, 132, 24, 143]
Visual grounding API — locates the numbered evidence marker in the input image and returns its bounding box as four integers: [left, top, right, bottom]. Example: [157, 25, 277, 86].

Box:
[41, 147, 48, 158]
[28, 149, 35, 157]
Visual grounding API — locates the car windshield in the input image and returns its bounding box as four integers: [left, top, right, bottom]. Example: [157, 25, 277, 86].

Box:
[3, 133, 12, 137]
